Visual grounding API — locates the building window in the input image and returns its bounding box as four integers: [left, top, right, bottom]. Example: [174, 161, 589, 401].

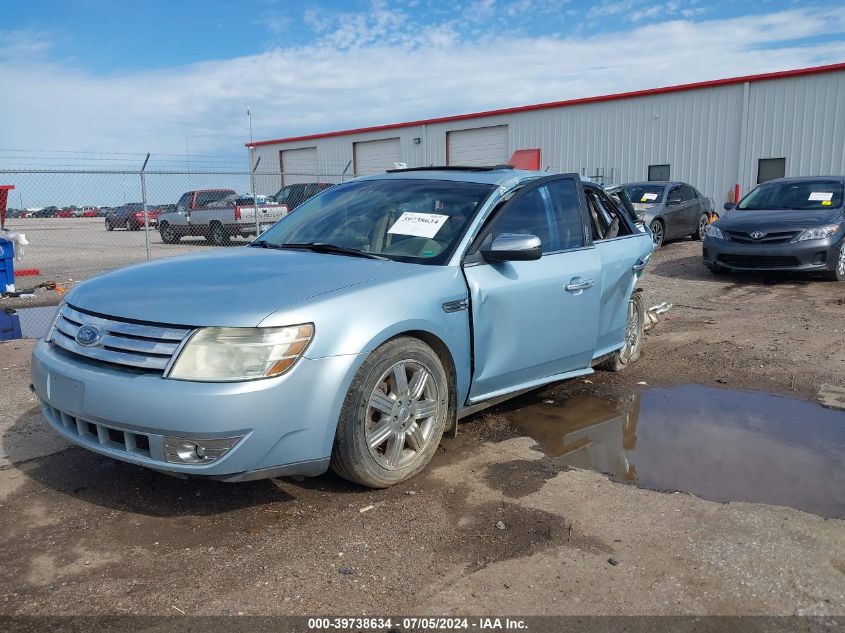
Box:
[757, 158, 785, 184]
[648, 164, 670, 181]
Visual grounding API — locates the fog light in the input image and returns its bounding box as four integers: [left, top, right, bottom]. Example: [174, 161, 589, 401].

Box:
[164, 436, 243, 464]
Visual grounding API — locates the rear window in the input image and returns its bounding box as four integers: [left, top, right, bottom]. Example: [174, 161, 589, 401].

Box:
[738, 180, 844, 211]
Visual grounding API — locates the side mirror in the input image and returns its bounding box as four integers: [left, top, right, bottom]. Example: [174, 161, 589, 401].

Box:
[481, 233, 542, 263]
[723, 202, 735, 211]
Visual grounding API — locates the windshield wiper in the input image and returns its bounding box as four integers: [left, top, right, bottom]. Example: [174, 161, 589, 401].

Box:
[278, 242, 388, 260]
[250, 240, 285, 249]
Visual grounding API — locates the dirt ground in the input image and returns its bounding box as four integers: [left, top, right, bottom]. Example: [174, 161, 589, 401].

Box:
[0, 238, 843, 618]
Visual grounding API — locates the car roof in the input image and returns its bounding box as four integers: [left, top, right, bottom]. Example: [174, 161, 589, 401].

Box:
[623, 181, 686, 187]
[355, 166, 547, 187]
[757, 176, 845, 184]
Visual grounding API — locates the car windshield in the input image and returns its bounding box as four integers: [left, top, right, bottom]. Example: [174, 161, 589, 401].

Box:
[737, 180, 845, 211]
[623, 184, 665, 205]
[255, 178, 496, 265]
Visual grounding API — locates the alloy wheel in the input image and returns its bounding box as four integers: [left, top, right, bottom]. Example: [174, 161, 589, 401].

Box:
[365, 360, 438, 470]
[650, 221, 664, 247]
[838, 243, 845, 277]
[618, 297, 642, 364]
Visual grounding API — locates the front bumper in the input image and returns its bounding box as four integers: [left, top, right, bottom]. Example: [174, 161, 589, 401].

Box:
[31, 340, 363, 479]
[703, 235, 842, 272]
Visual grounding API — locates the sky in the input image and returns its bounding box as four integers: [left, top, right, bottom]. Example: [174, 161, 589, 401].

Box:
[2, 0, 845, 176]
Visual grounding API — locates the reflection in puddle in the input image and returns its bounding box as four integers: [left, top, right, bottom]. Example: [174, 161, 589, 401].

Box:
[1, 306, 58, 340]
[501, 386, 845, 518]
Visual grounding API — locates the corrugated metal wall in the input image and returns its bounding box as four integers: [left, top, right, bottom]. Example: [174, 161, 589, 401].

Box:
[250, 69, 845, 204]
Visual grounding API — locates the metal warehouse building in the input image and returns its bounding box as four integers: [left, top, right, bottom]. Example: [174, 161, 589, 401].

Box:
[247, 62, 845, 203]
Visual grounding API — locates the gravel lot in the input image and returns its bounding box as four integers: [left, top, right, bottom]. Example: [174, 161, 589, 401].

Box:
[0, 235, 843, 618]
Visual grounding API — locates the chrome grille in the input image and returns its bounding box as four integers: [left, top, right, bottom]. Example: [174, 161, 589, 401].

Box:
[725, 230, 800, 244]
[50, 304, 193, 371]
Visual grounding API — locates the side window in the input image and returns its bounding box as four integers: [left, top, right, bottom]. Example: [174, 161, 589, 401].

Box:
[487, 187, 553, 253]
[196, 191, 231, 207]
[667, 186, 682, 205]
[176, 193, 191, 212]
[680, 185, 696, 202]
[544, 179, 584, 250]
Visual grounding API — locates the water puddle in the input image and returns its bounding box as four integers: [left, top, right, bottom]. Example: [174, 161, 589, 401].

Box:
[500, 385, 845, 518]
[1, 306, 58, 340]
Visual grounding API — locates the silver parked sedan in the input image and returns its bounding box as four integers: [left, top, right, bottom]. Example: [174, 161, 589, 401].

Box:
[623, 181, 713, 248]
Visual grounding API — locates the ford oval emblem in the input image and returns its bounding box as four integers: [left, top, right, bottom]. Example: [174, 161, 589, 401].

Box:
[75, 325, 102, 347]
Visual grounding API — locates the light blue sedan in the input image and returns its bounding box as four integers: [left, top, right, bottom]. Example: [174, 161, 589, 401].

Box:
[32, 167, 653, 487]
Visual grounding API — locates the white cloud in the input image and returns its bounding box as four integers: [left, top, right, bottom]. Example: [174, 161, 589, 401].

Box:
[1, 7, 844, 163]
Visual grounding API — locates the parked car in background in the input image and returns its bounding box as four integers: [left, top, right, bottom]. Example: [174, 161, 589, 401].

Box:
[33, 167, 653, 488]
[158, 189, 288, 245]
[79, 206, 100, 217]
[704, 176, 845, 281]
[56, 208, 77, 218]
[105, 203, 146, 230]
[623, 181, 713, 248]
[604, 184, 645, 230]
[271, 182, 333, 211]
[32, 206, 59, 218]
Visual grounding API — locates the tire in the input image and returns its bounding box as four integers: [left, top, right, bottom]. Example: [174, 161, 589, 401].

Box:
[823, 241, 845, 281]
[331, 337, 450, 488]
[105, 219, 113, 231]
[129, 221, 140, 231]
[649, 220, 665, 249]
[600, 292, 645, 372]
[208, 222, 230, 246]
[160, 222, 179, 244]
[692, 214, 709, 241]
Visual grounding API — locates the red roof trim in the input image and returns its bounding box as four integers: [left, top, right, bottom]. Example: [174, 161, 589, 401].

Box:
[247, 62, 845, 148]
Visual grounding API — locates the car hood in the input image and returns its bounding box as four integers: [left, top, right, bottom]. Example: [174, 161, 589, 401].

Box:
[717, 208, 843, 232]
[66, 248, 415, 327]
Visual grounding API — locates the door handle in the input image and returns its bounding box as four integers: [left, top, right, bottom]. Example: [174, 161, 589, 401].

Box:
[632, 258, 649, 272]
[565, 279, 595, 292]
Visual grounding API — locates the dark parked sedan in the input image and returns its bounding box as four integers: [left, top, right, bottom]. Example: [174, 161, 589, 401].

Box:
[623, 181, 713, 248]
[703, 177, 844, 281]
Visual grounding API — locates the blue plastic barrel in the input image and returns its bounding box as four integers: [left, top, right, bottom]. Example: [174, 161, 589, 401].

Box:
[0, 237, 14, 291]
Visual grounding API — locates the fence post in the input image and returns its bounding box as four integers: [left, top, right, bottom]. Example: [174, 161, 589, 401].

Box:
[250, 153, 261, 238]
[140, 153, 151, 261]
[341, 160, 352, 183]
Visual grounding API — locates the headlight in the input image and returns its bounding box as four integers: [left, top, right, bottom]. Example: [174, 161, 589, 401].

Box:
[46, 301, 66, 342]
[795, 225, 840, 241]
[167, 324, 313, 382]
[704, 225, 724, 240]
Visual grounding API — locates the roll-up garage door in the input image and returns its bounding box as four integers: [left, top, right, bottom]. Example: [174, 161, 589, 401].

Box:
[447, 125, 509, 166]
[353, 138, 402, 175]
[280, 147, 318, 185]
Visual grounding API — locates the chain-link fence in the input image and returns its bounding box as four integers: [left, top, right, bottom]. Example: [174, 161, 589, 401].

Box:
[0, 163, 616, 340]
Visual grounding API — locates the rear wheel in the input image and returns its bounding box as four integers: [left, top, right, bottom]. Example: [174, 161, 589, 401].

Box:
[650, 220, 665, 249]
[105, 219, 113, 231]
[208, 222, 230, 246]
[692, 214, 709, 240]
[331, 337, 449, 488]
[823, 241, 845, 281]
[600, 292, 645, 372]
[160, 222, 179, 244]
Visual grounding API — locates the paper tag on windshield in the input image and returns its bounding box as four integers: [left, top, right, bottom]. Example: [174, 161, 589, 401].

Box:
[641, 193, 658, 201]
[808, 192, 833, 201]
[388, 212, 449, 239]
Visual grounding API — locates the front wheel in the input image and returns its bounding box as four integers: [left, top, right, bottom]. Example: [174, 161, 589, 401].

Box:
[600, 292, 645, 372]
[823, 241, 845, 281]
[331, 337, 449, 488]
[159, 222, 179, 244]
[692, 214, 709, 240]
[650, 220, 665, 249]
